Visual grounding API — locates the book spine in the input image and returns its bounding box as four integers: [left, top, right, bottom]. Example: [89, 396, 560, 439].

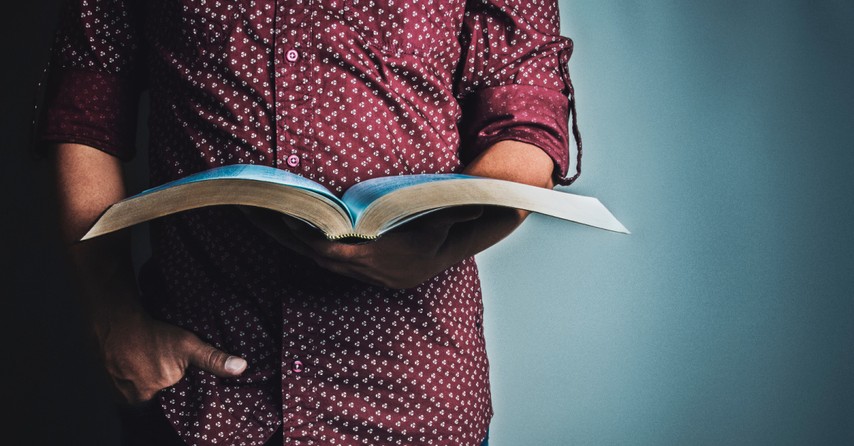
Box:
[326, 233, 379, 243]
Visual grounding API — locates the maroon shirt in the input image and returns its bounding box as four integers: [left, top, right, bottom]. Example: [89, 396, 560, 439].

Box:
[36, 0, 579, 445]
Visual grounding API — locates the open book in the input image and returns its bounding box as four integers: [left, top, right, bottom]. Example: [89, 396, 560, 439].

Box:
[81, 165, 629, 242]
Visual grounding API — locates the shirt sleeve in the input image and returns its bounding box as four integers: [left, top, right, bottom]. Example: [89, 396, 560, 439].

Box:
[33, 0, 146, 161]
[454, 0, 582, 186]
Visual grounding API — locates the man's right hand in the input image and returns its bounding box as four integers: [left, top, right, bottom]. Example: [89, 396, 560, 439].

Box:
[47, 143, 247, 406]
[98, 311, 248, 405]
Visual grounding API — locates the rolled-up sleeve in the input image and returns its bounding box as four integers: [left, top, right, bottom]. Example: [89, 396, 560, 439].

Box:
[33, 0, 145, 161]
[455, 0, 581, 185]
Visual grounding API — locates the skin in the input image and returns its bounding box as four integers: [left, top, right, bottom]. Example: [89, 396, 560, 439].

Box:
[50, 139, 555, 405]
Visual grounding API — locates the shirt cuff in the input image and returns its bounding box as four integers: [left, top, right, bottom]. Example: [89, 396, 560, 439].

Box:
[34, 67, 141, 161]
[458, 84, 572, 185]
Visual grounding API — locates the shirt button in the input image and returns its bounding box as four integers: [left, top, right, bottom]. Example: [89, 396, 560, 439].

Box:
[286, 49, 299, 63]
[292, 360, 303, 373]
[286, 154, 300, 167]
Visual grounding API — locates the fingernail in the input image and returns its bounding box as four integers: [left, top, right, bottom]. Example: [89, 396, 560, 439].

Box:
[225, 356, 247, 374]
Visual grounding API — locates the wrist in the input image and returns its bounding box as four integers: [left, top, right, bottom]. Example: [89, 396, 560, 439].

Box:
[440, 206, 524, 264]
[88, 292, 149, 346]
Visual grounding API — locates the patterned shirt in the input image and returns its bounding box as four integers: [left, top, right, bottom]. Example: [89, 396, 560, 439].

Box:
[36, 0, 579, 445]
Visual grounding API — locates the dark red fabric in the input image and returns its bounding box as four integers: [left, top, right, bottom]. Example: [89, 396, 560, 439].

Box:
[36, 1, 578, 445]
[118, 403, 284, 446]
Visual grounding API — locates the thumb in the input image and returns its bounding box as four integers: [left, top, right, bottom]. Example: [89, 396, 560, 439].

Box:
[186, 339, 248, 377]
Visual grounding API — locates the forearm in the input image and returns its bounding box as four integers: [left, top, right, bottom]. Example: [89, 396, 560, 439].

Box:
[49, 143, 145, 341]
[450, 140, 557, 258]
[47, 145, 248, 401]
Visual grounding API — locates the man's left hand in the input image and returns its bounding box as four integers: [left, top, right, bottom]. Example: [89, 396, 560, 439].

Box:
[241, 205, 484, 289]
[243, 140, 555, 288]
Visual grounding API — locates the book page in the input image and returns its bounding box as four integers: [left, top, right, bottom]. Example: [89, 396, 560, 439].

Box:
[353, 177, 629, 237]
[341, 173, 474, 222]
[135, 164, 348, 212]
[80, 165, 360, 241]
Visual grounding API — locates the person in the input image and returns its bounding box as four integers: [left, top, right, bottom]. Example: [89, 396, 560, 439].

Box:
[34, 0, 581, 445]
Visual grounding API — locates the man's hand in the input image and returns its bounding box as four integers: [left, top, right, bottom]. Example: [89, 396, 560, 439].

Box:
[241, 206, 483, 289]
[243, 140, 556, 288]
[99, 310, 247, 405]
[49, 143, 247, 406]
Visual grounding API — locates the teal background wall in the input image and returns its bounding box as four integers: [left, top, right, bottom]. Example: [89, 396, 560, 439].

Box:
[477, 1, 853, 445]
[4, 1, 852, 445]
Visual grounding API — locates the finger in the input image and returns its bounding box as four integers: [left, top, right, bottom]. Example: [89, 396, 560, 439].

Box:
[236, 205, 254, 216]
[281, 217, 361, 259]
[446, 205, 485, 222]
[412, 205, 484, 229]
[186, 339, 247, 377]
[280, 215, 330, 243]
[109, 378, 146, 406]
[241, 207, 319, 257]
[269, 224, 319, 258]
[108, 372, 165, 407]
[114, 384, 157, 407]
[241, 206, 288, 238]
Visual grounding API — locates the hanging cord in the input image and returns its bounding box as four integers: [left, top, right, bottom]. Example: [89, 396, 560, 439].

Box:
[565, 75, 582, 185]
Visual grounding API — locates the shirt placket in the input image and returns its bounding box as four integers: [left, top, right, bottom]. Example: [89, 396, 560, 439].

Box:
[274, 0, 314, 172]
[274, 4, 318, 440]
